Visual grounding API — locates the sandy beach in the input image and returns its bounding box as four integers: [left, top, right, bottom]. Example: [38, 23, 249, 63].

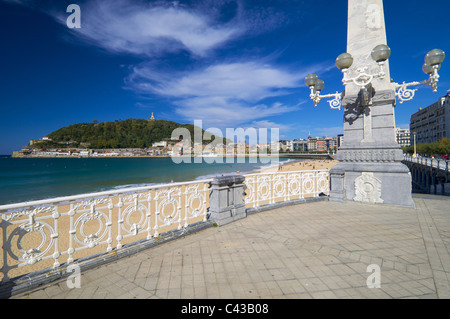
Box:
[256, 159, 339, 174]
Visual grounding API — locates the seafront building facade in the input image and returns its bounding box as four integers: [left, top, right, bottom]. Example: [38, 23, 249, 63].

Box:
[16, 134, 342, 158]
[14, 111, 343, 157]
[292, 138, 308, 152]
[307, 136, 338, 153]
[410, 91, 450, 145]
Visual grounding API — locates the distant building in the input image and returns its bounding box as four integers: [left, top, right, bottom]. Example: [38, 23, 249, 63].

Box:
[395, 128, 410, 148]
[292, 138, 308, 152]
[257, 144, 270, 153]
[29, 136, 52, 146]
[307, 136, 337, 152]
[152, 141, 168, 148]
[316, 139, 326, 152]
[337, 134, 344, 149]
[149, 112, 156, 121]
[307, 137, 317, 152]
[324, 137, 338, 152]
[278, 140, 293, 152]
[270, 141, 281, 152]
[410, 91, 450, 144]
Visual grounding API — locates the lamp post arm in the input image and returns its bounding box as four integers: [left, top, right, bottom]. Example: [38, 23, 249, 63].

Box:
[394, 65, 442, 103]
[309, 87, 342, 110]
[393, 81, 422, 104]
[341, 62, 386, 88]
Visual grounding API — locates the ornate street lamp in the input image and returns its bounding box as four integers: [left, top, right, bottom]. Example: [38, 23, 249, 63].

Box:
[395, 49, 445, 103]
[316, 0, 441, 208]
[305, 73, 343, 110]
[306, 46, 445, 108]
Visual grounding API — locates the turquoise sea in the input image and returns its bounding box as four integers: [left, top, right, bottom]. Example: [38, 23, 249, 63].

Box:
[0, 156, 297, 205]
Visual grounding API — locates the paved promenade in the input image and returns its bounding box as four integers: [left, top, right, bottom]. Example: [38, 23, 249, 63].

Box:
[12, 194, 450, 299]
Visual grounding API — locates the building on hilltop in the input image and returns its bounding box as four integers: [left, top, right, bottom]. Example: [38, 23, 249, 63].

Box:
[410, 90, 450, 144]
[149, 112, 156, 121]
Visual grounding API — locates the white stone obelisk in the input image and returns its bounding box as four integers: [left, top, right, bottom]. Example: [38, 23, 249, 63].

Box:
[346, 0, 391, 95]
[330, 0, 415, 208]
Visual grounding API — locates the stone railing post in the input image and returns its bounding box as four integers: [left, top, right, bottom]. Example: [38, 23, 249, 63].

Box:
[208, 175, 246, 226]
[329, 167, 345, 202]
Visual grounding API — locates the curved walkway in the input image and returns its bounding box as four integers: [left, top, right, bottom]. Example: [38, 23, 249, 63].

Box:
[12, 194, 450, 299]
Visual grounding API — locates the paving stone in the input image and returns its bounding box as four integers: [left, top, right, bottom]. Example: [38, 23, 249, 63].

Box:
[10, 196, 450, 299]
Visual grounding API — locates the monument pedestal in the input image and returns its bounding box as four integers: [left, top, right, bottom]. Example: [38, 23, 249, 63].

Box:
[330, 161, 415, 208]
[330, 90, 415, 208]
[311, 0, 421, 208]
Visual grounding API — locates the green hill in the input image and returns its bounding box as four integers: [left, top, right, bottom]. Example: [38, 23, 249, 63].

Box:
[31, 119, 223, 149]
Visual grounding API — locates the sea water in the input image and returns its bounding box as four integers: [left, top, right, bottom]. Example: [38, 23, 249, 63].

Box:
[0, 156, 298, 205]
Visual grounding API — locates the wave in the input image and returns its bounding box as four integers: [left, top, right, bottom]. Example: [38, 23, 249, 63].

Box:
[193, 165, 260, 180]
[0, 157, 306, 205]
[103, 182, 168, 191]
[256, 158, 298, 172]
[194, 172, 239, 180]
[193, 158, 301, 180]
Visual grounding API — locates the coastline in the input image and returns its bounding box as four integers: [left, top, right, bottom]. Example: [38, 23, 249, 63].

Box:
[0, 157, 337, 278]
[10, 154, 288, 159]
[0, 156, 337, 205]
[256, 158, 339, 174]
[200, 158, 338, 182]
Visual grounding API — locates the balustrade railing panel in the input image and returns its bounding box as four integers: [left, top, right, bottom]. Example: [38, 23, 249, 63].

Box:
[0, 180, 210, 282]
[403, 155, 449, 172]
[243, 170, 330, 208]
[1, 169, 332, 283]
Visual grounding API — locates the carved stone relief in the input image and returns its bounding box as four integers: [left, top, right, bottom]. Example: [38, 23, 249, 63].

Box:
[354, 172, 383, 204]
[338, 149, 398, 162]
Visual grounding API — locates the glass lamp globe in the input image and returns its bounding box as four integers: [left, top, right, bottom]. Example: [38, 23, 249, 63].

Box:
[305, 73, 319, 88]
[423, 63, 440, 75]
[371, 44, 391, 63]
[315, 79, 325, 92]
[335, 53, 353, 70]
[425, 49, 445, 66]
[423, 63, 433, 75]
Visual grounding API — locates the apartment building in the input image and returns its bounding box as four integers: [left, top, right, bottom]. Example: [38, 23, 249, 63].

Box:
[292, 138, 308, 152]
[410, 91, 450, 144]
[395, 128, 411, 148]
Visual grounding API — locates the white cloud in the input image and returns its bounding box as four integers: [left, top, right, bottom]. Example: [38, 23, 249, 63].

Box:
[248, 120, 293, 132]
[53, 0, 244, 57]
[175, 98, 299, 128]
[126, 60, 320, 129]
[1, 0, 28, 3]
[5, 0, 332, 132]
[135, 62, 302, 101]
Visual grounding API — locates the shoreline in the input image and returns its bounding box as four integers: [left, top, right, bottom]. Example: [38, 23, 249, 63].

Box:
[255, 158, 339, 174]
[0, 157, 337, 206]
[9, 154, 326, 159]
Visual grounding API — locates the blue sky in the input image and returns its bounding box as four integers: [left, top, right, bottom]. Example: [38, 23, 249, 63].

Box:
[0, 0, 449, 155]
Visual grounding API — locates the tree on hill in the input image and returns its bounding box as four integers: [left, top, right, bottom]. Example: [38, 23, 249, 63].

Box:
[32, 119, 226, 149]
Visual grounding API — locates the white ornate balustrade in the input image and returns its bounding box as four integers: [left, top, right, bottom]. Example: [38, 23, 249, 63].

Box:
[0, 169, 331, 283]
[403, 155, 450, 195]
[403, 155, 449, 172]
[0, 180, 211, 282]
[244, 170, 330, 208]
